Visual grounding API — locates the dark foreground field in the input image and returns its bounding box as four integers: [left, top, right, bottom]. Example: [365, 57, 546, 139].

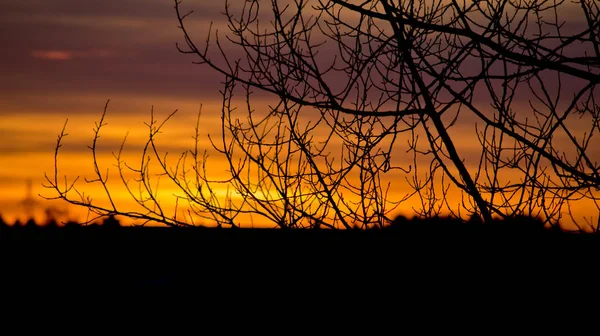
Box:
[3, 223, 600, 326]
[2, 217, 599, 294]
[2, 221, 598, 328]
[4, 223, 598, 324]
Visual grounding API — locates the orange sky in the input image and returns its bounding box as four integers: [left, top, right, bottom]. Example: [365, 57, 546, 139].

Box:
[1, 1, 598, 230]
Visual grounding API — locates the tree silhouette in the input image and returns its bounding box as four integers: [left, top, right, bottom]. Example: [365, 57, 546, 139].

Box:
[43, 0, 599, 231]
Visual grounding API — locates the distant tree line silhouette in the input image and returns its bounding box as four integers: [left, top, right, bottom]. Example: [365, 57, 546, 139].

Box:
[0, 213, 121, 230]
[42, 0, 599, 232]
[3, 212, 596, 241]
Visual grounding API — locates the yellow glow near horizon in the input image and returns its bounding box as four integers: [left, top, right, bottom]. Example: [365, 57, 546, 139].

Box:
[2, 97, 598, 232]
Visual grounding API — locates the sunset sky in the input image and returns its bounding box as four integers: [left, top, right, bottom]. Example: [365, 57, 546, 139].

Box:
[0, 0, 597, 230]
[0, 0, 228, 224]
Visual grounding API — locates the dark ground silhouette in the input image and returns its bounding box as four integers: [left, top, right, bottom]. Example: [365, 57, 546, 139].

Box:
[3, 217, 595, 326]
[2, 213, 598, 294]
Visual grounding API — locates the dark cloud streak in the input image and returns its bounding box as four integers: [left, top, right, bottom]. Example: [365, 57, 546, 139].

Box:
[0, 0, 232, 104]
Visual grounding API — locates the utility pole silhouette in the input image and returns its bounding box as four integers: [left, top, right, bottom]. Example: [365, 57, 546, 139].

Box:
[20, 178, 38, 220]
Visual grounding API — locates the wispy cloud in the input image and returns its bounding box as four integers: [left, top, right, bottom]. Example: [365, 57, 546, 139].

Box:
[30, 49, 118, 61]
[30, 50, 73, 61]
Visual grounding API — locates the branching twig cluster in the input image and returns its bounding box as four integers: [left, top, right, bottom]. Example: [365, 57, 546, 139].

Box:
[43, 0, 600, 231]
